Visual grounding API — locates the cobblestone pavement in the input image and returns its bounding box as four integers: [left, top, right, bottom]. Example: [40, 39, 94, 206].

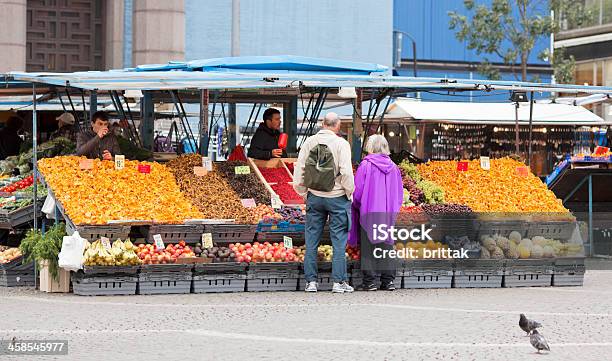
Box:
[1, 271, 611, 361]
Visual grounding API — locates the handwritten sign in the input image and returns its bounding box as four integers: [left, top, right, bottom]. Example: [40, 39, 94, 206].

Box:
[193, 166, 207, 176]
[153, 234, 164, 250]
[516, 166, 529, 177]
[202, 157, 213, 172]
[479, 156, 490, 170]
[114, 155, 125, 170]
[283, 236, 293, 249]
[241, 198, 257, 208]
[138, 164, 151, 174]
[457, 161, 469, 172]
[79, 159, 93, 170]
[234, 166, 251, 175]
[101, 237, 111, 250]
[271, 195, 282, 209]
[202, 233, 213, 248]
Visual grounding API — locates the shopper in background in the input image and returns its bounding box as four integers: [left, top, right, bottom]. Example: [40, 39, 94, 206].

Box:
[294, 112, 355, 293]
[50, 112, 77, 142]
[0, 116, 24, 160]
[247, 107, 286, 160]
[76, 111, 120, 161]
[348, 135, 403, 291]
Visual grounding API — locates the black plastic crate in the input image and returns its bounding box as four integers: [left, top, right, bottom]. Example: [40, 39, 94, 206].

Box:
[476, 220, 528, 239]
[246, 262, 300, 292]
[139, 264, 193, 273]
[0, 202, 42, 229]
[453, 259, 504, 288]
[137, 271, 193, 295]
[193, 274, 247, 293]
[147, 224, 204, 244]
[193, 262, 247, 275]
[401, 260, 453, 289]
[65, 222, 131, 242]
[526, 221, 576, 241]
[0, 259, 35, 287]
[553, 257, 586, 286]
[503, 259, 554, 287]
[257, 232, 305, 244]
[82, 265, 140, 276]
[72, 273, 137, 296]
[205, 224, 257, 242]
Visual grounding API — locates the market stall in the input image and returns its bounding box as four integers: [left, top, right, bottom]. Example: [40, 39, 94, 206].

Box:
[2, 55, 612, 294]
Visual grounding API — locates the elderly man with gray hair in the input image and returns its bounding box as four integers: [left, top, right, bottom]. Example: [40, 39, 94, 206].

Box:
[293, 112, 355, 293]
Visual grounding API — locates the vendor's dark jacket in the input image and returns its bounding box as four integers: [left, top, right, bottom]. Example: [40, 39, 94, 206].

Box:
[50, 124, 76, 142]
[0, 129, 22, 160]
[76, 128, 121, 160]
[247, 122, 287, 160]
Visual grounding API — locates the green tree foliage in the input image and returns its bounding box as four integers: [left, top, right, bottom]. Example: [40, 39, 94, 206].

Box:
[449, 0, 592, 82]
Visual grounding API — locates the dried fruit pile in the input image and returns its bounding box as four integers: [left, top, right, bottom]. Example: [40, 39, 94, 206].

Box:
[271, 182, 303, 203]
[259, 167, 292, 183]
[38, 156, 201, 224]
[258, 166, 303, 203]
[166, 155, 254, 223]
[416, 158, 569, 214]
[215, 161, 271, 205]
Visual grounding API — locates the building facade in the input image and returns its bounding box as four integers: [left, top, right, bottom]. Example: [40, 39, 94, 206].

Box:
[554, 0, 612, 121]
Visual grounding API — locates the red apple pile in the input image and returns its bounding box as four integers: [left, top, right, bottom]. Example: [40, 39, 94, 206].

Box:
[346, 245, 360, 261]
[230, 242, 300, 263]
[136, 240, 196, 264]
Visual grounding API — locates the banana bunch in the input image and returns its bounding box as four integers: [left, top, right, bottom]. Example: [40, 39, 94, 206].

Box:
[83, 239, 141, 266]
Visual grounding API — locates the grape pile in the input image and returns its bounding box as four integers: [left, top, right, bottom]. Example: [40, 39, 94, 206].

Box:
[403, 178, 424, 205]
[421, 203, 473, 217]
[276, 206, 306, 224]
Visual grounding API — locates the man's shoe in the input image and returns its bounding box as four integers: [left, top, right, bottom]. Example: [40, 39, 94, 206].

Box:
[379, 281, 396, 291]
[357, 283, 378, 291]
[332, 282, 354, 293]
[305, 281, 318, 292]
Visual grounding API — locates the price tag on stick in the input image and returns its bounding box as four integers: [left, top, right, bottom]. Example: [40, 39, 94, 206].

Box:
[202, 233, 213, 249]
[153, 234, 165, 250]
[193, 166, 207, 176]
[479, 156, 490, 170]
[457, 161, 469, 172]
[516, 166, 529, 177]
[202, 157, 213, 172]
[283, 236, 293, 249]
[101, 237, 111, 250]
[271, 195, 282, 209]
[79, 159, 93, 170]
[241, 198, 256, 208]
[114, 155, 125, 170]
[234, 166, 251, 175]
[138, 164, 151, 174]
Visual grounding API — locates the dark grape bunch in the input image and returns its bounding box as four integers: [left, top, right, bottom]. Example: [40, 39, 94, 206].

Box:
[421, 203, 473, 217]
[403, 177, 425, 205]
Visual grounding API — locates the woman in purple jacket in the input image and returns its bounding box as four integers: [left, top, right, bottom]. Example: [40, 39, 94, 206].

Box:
[349, 135, 403, 291]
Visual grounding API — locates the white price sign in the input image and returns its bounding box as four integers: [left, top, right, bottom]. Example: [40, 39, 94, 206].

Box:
[480, 156, 490, 170]
[114, 155, 125, 170]
[153, 234, 165, 251]
[283, 236, 293, 249]
[271, 195, 282, 209]
[101, 236, 111, 250]
[202, 233, 213, 248]
[202, 157, 213, 172]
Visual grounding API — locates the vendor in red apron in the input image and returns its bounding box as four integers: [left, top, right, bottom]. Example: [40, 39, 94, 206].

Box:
[76, 111, 121, 160]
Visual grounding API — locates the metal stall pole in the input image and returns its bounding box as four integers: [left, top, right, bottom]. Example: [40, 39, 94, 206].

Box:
[283, 97, 298, 155]
[589, 174, 593, 257]
[528, 91, 534, 166]
[32, 83, 38, 290]
[351, 89, 363, 163]
[200, 89, 209, 155]
[139, 91, 154, 150]
[514, 102, 519, 154]
[89, 90, 97, 121]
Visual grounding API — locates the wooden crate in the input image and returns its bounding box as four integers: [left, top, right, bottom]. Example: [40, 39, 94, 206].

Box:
[248, 158, 292, 205]
[39, 261, 70, 293]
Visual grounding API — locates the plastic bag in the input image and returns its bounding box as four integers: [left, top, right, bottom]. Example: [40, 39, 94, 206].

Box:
[58, 231, 87, 271]
[42, 194, 56, 220]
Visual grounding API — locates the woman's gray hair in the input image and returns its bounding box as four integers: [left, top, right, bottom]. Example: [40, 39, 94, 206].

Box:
[365, 134, 391, 155]
[322, 112, 340, 128]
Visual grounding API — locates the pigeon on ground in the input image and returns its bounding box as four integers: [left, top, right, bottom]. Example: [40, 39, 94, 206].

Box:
[519, 313, 542, 335]
[530, 329, 551, 353]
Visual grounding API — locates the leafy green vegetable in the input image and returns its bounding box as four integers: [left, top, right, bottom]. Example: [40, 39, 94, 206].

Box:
[19, 223, 66, 281]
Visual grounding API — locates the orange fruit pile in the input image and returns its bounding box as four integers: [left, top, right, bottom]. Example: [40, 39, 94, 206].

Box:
[38, 156, 202, 225]
[416, 158, 569, 214]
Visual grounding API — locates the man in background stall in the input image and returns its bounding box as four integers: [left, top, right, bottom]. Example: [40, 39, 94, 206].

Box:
[247, 107, 286, 160]
[0, 116, 24, 160]
[76, 111, 120, 161]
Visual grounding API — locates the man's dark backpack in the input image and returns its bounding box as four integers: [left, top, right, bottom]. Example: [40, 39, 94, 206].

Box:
[303, 143, 337, 192]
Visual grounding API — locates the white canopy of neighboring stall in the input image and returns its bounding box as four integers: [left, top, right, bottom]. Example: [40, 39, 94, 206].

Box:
[386, 98, 607, 125]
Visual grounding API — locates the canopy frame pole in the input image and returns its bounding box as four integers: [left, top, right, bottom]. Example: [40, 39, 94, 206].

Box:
[528, 91, 534, 166]
[174, 90, 199, 150]
[199, 89, 209, 155]
[109, 91, 138, 146]
[89, 89, 97, 122]
[65, 84, 82, 128]
[80, 90, 88, 124]
[32, 83, 38, 290]
[514, 102, 519, 154]
[121, 93, 143, 147]
[240, 103, 258, 147]
[297, 90, 316, 146]
[351, 88, 363, 163]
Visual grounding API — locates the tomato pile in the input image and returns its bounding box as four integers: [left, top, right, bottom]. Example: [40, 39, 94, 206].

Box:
[0, 175, 34, 193]
[136, 240, 196, 264]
